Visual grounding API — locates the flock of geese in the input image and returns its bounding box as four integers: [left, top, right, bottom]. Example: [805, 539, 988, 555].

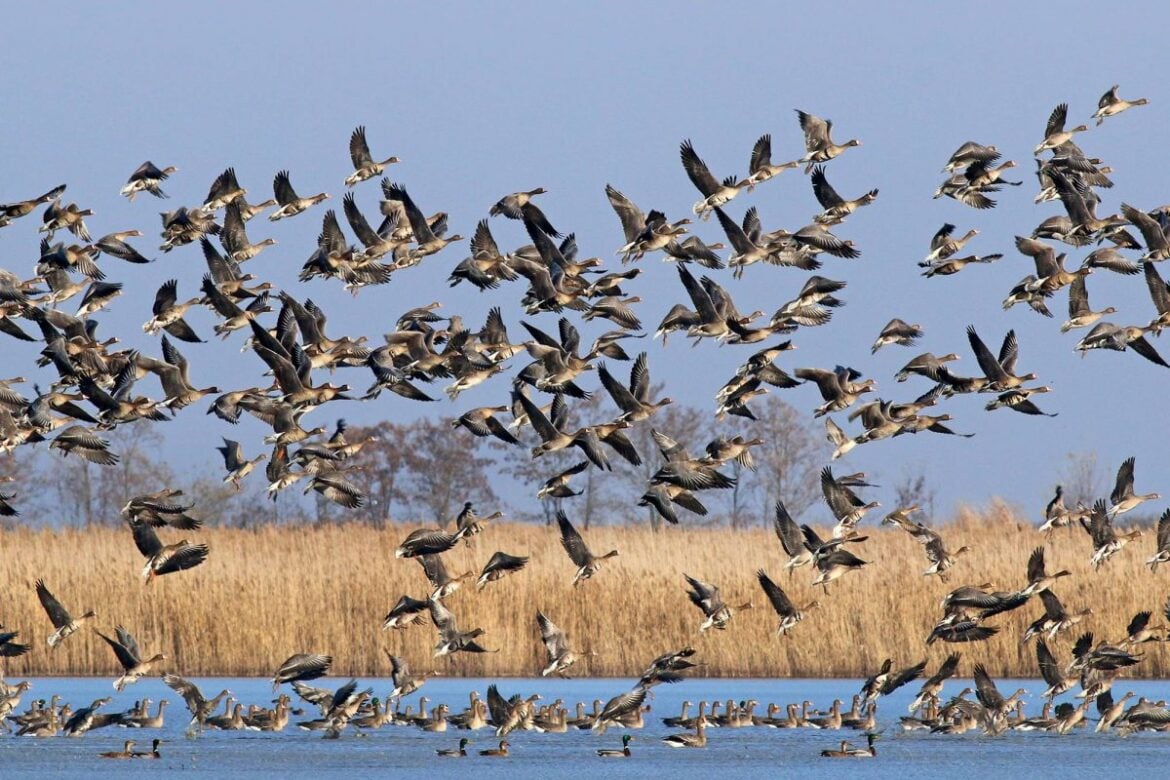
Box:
[1, 84, 1169, 762]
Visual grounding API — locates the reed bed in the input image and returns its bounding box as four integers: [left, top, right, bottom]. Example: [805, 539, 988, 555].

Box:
[2, 506, 1167, 680]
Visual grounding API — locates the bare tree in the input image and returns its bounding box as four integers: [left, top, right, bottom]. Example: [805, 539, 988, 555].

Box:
[749, 397, 822, 523]
[1059, 451, 1106, 509]
[342, 421, 412, 526]
[400, 419, 499, 526]
[25, 422, 176, 527]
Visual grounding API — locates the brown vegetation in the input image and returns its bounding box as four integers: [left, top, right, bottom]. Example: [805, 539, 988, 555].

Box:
[2, 504, 1166, 679]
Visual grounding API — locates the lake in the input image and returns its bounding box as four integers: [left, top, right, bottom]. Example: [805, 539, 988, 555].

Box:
[2, 676, 1168, 778]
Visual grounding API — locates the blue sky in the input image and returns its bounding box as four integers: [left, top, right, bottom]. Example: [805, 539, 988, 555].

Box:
[3, 2, 1170, 522]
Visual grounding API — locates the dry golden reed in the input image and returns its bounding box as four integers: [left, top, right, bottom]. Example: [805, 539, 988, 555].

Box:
[1, 506, 1167, 680]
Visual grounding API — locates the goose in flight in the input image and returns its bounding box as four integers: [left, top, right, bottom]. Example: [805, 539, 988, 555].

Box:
[744, 133, 798, 190]
[680, 139, 745, 219]
[344, 126, 399, 187]
[1035, 102, 1089, 154]
[1082, 498, 1142, 569]
[272, 653, 332, 690]
[1092, 85, 1149, 125]
[163, 674, 231, 733]
[476, 552, 529, 590]
[872, 318, 923, 354]
[556, 510, 618, 586]
[796, 110, 861, 172]
[269, 170, 329, 221]
[1108, 456, 1160, 518]
[684, 574, 751, 632]
[810, 165, 878, 225]
[394, 527, 472, 559]
[34, 579, 95, 648]
[429, 597, 493, 657]
[121, 161, 177, 201]
[128, 518, 210, 583]
[491, 189, 558, 236]
[95, 626, 166, 691]
[756, 569, 816, 636]
[942, 141, 1000, 172]
[1146, 509, 1170, 571]
[537, 611, 582, 678]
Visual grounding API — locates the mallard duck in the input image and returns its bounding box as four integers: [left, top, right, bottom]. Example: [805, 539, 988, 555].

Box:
[98, 740, 135, 759]
[597, 734, 633, 757]
[479, 739, 509, 757]
[345, 126, 399, 187]
[131, 739, 162, 759]
[821, 732, 877, 757]
[436, 737, 470, 757]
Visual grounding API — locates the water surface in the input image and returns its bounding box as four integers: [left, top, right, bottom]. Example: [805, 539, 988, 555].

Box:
[2, 676, 1168, 779]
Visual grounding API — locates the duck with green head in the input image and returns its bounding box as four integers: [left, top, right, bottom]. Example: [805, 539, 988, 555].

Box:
[597, 734, 633, 757]
[436, 737, 469, 757]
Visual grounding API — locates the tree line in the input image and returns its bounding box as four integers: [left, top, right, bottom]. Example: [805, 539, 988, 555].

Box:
[4, 392, 838, 532]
